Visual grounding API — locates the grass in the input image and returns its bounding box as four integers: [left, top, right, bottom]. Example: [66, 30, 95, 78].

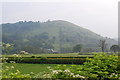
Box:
[2, 53, 94, 57]
[3, 63, 54, 78]
[2, 63, 75, 78]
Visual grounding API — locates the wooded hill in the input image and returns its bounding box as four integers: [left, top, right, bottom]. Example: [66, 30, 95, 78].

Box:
[2, 20, 117, 53]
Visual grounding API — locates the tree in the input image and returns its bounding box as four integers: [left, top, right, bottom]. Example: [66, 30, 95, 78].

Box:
[110, 45, 119, 52]
[97, 39, 107, 52]
[2, 43, 14, 54]
[73, 44, 82, 52]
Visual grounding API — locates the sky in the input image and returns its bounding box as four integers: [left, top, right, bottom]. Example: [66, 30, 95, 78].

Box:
[0, 0, 120, 38]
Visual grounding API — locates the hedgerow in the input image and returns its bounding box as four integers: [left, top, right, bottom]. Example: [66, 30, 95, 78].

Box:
[5, 57, 86, 64]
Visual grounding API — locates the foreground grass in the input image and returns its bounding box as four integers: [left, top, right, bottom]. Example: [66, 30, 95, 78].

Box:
[2, 63, 74, 78]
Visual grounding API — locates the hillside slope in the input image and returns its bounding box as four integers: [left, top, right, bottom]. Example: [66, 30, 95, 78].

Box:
[2, 20, 117, 53]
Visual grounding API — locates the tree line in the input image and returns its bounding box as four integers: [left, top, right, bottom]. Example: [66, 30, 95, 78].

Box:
[2, 39, 120, 54]
[73, 39, 119, 53]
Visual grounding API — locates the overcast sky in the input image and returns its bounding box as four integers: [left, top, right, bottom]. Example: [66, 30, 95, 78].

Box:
[0, 0, 120, 38]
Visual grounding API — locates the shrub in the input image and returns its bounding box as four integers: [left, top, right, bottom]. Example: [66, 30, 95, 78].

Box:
[40, 57, 47, 60]
[31, 56, 36, 58]
[5, 57, 86, 64]
[20, 51, 29, 55]
[48, 53, 119, 79]
[80, 53, 119, 79]
[51, 69, 85, 79]
[1, 57, 8, 63]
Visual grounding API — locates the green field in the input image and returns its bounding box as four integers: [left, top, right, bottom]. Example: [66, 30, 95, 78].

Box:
[1, 53, 93, 78]
[1, 53, 119, 79]
[3, 63, 75, 78]
[2, 53, 94, 57]
[1, 53, 90, 78]
[2, 53, 94, 64]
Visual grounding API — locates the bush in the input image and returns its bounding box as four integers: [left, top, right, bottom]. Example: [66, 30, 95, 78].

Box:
[20, 51, 29, 55]
[47, 53, 119, 79]
[5, 57, 86, 64]
[40, 57, 47, 60]
[80, 53, 119, 79]
[31, 56, 36, 58]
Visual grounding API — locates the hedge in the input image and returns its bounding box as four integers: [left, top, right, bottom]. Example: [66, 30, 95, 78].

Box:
[5, 56, 93, 58]
[5, 57, 86, 64]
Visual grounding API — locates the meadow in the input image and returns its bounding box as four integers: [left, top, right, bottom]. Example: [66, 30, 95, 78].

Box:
[2, 53, 93, 57]
[3, 63, 70, 78]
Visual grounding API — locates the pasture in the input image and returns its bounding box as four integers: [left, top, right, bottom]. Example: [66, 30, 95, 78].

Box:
[2, 53, 94, 57]
[2, 63, 78, 78]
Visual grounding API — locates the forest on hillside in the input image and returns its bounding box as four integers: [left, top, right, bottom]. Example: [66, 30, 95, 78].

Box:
[2, 20, 117, 54]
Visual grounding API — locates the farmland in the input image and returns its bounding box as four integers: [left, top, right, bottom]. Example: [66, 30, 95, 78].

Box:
[3, 63, 73, 78]
[2, 53, 94, 64]
[1, 53, 90, 78]
[1, 52, 119, 79]
[2, 53, 93, 57]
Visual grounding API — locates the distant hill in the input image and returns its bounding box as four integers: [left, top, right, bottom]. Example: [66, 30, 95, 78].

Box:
[2, 20, 117, 53]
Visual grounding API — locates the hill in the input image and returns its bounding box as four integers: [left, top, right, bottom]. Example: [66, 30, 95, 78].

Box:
[2, 20, 117, 53]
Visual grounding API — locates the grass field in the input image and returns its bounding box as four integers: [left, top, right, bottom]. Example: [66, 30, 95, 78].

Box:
[1, 53, 92, 78]
[3, 63, 76, 78]
[2, 53, 94, 57]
